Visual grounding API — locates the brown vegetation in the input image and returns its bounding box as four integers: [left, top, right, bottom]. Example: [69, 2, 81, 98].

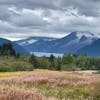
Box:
[0, 70, 100, 100]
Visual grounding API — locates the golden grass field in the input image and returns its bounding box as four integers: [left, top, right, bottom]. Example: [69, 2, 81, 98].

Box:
[0, 70, 100, 100]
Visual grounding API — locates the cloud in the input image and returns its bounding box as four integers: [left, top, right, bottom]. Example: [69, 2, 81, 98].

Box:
[0, 0, 100, 40]
[59, 0, 100, 17]
[8, 8, 48, 27]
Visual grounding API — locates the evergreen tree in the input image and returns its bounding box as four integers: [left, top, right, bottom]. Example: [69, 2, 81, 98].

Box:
[49, 54, 56, 70]
[62, 53, 73, 64]
[56, 57, 62, 71]
[0, 42, 16, 56]
[49, 54, 55, 62]
[29, 54, 39, 68]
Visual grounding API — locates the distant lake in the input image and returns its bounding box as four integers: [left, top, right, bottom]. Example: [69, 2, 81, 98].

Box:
[31, 52, 63, 57]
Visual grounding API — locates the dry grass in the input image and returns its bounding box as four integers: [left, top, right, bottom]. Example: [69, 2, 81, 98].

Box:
[0, 87, 42, 100]
[0, 70, 100, 100]
[0, 71, 30, 78]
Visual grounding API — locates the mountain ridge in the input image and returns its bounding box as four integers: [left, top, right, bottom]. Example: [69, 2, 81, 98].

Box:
[20, 31, 97, 54]
[0, 31, 99, 56]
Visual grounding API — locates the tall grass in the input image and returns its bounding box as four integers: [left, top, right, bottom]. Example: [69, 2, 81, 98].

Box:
[0, 70, 99, 100]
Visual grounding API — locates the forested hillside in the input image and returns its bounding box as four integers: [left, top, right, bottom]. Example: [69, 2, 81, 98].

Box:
[0, 43, 100, 72]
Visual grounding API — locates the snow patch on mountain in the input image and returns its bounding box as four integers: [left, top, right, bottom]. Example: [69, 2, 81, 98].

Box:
[75, 31, 95, 38]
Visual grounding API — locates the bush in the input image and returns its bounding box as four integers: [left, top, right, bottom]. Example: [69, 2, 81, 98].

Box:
[10, 62, 33, 71]
[0, 64, 12, 72]
[0, 57, 33, 72]
[38, 57, 51, 69]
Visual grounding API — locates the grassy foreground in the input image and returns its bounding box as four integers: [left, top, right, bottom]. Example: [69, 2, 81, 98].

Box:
[0, 70, 100, 100]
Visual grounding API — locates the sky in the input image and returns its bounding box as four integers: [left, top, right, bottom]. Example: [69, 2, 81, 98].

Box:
[0, 0, 100, 41]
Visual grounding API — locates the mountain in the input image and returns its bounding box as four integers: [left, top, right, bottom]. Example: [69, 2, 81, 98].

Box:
[0, 38, 29, 55]
[1, 31, 99, 56]
[20, 31, 96, 54]
[0, 38, 10, 45]
[15, 36, 57, 46]
[77, 39, 100, 56]
[12, 43, 29, 55]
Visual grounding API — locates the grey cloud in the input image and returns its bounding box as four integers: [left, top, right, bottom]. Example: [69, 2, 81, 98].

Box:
[0, 5, 11, 21]
[59, 0, 100, 16]
[0, 0, 100, 40]
[0, 0, 100, 16]
[0, 0, 58, 10]
[9, 10, 48, 27]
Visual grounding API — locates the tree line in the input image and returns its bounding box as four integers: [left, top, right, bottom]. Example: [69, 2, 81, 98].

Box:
[0, 42, 100, 72]
[0, 42, 20, 58]
[29, 53, 100, 71]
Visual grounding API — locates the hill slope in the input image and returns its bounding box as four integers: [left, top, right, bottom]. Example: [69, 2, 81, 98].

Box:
[77, 39, 100, 56]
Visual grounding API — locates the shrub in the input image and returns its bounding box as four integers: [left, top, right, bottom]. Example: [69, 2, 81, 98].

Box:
[10, 61, 33, 71]
[38, 57, 51, 69]
[0, 57, 33, 72]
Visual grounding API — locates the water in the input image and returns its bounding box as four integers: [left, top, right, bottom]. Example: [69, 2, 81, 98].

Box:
[30, 52, 63, 57]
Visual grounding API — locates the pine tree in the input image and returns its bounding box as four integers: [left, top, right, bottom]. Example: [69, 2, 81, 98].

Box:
[0, 42, 16, 56]
[49, 54, 55, 70]
[29, 54, 39, 68]
[56, 57, 62, 71]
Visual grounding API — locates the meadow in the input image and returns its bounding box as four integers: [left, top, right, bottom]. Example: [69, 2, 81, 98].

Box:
[0, 70, 100, 100]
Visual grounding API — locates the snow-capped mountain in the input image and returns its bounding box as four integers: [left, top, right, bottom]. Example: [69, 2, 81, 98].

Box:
[75, 31, 95, 38]
[15, 36, 57, 46]
[20, 31, 97, 54]
[1, 31, 99, 56]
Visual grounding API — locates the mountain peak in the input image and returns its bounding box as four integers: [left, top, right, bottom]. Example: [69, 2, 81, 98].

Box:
[64, 32, 77, 38]
[75, 31, 94, 38]
[79, 35, 87, 41]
